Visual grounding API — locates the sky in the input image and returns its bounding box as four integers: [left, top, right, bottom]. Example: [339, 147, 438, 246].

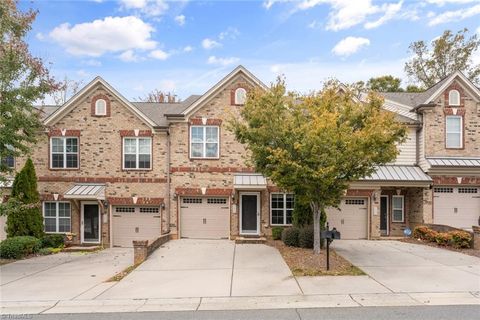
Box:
[21, 0, 480, 101]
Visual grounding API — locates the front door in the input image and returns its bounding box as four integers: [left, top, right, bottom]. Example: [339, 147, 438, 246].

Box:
[380, 196, 388, 236]
[240, 193, 259, 235]
[82, 203, 100, 243]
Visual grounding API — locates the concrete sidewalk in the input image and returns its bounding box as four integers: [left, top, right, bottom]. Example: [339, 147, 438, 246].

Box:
[2, 291, 479, 314]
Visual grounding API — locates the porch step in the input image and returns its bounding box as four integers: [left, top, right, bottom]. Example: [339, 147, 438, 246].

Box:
[235, 237, 267, 244]
[63, 246, 102, 252]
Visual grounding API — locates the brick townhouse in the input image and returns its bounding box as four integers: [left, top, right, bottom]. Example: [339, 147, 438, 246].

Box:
[0, 66, 479, 245]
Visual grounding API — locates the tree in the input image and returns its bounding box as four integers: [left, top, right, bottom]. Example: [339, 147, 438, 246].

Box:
[5, 158, 44, 238]
[51, 76, 83, 105]
[405, 28, 480, 87]
[0, 0, 59, 180]
[230, 79, 406, 254]
[137, 89, 179, 103]
[366, 75, 403, 92]
[405, 85, 424, 93]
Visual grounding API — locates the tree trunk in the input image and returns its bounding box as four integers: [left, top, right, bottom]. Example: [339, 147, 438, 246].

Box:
[311, 201, 321, 254]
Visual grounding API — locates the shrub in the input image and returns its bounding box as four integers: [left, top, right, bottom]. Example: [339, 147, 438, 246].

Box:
[0, 236, 42, 259]
[434, 233, 452, 246]
[41, 234, 65, 248]
[282, 227, 300, 247]
[412, 226, 438, 241]
[449, 231, 472, 248]
[292, 198, 312, 227]
[298, 226, 314, 248]
[271, 227, 284, 240]
[38, 247, 53, 255]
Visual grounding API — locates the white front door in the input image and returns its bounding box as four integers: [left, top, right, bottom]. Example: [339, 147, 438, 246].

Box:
[240, 192, 260, 235]
[81, 201, 101, 244]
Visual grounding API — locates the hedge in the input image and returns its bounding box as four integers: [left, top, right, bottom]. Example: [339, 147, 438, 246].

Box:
[282, 227, 300, 247]
[40, 234, 65, 248]
[271, 227, 284, 240]
[412, 226, 472, 249]
[0, 236, 42, 259]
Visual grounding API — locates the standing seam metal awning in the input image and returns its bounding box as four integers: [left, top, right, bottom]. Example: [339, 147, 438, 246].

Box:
[64, 184, 106, 200]
[362, 166, 432, 182]
[233, 174, 267, 189]
[427, 157, 480, 167]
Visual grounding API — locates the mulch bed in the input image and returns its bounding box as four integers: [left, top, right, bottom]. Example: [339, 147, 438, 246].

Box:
[399, 237, 480, 258]
[267, 240, 364, 276]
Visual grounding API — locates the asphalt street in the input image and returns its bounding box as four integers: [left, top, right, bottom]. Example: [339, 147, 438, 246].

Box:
[17, 305, 480, 320]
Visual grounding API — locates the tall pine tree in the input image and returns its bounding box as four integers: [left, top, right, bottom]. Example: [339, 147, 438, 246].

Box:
[6, 158, 43, 238]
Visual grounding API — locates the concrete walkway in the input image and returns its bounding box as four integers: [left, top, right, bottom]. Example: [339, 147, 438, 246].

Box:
[1, 240, 479, 314]
[0, 248, 132, 301]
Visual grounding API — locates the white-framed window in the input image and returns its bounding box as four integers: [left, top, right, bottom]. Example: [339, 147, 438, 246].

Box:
[445, 115, 462, 148]
[1, 155, 14, 169]
[270, 193, 294, 225]
[190, 126, 219, 158]
[448, 90, 460, 106]
[50, 137, 79, 169]
[95, 99, 107, 115]
[123, 137, 152, 170]
[234, 88, 247, 105]
[43, 202, 71, 233]
[392, 195, 404, 223]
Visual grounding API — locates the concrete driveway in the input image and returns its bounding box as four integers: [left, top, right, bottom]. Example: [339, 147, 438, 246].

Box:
[333, 240, 480, 293]
[97, 240, 302, 299]
[0, 248, 132, 301]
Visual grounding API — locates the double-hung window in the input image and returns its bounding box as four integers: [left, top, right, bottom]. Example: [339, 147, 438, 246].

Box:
[50, 137, 79, 169]
[190, 126, 219, 158]
[271, 193, 294, 225]
[392, 195, 404, 223]
[123, 137, 152, 169]
[44, 202, 71, 233]
[446, 116, 462, 148]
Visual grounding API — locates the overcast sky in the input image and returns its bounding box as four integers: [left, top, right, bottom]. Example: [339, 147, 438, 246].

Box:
[23, 0, 480, 101]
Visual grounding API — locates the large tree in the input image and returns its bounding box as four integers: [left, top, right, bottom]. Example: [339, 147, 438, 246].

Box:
[366, 75, 403, 92]
[405, 28, 480, 87]
[230, 79, 405, 254]
[0, 0, 58, 178]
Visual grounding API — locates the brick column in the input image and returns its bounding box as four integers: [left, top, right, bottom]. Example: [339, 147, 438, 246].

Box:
[421, 188, 433, 224]
[133, 240, 148, 265]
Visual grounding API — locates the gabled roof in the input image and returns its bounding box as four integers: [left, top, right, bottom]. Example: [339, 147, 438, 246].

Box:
[181, 65, 268, 117]
[380, 71, 480, 110]
[44, 77, 157, 128]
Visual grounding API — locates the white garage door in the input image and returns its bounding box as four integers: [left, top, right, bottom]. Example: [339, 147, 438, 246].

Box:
[112, 206, 161, 247]
[434, 186, 480, 230]
[326, 198, 368, 240]
[180, 197, 230, 239]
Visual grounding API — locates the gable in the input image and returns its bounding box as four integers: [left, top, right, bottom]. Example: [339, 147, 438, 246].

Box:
[44, 77, 156, 128]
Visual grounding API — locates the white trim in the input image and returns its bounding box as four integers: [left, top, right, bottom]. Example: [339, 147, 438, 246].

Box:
[445, 115, 463, 149]
[380, 195, 389, 236]
[182, 65, 268, 116]
[448, 89, 460, 106]
[81, 201, 101, 244]
[189, 125, 219, 159]
[392, 195, 404, 223]
[44, 77, 156, 128]
[95, 99, 107, 115]
[239, 192, 260, 235]
[43, 201, 71, 234]
[122, 137, 152, 170]
[50, 136, 79, 169]
[234, 87, 247, 105]
[270, 193, 294, 226]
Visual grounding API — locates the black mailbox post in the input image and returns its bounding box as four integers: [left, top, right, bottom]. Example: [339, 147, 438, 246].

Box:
[320, 223, 341, 270]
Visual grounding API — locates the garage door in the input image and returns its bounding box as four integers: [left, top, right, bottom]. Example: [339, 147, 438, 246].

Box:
[326, 198, 368, 239]
[434, 186, 480, 230]
[180, 197, 229, 239]
[112, 206, 161, 247]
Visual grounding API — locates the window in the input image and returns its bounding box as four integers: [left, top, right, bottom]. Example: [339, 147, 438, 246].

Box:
[183, 198, 202, 204]
[95, 99, 107, 115]
[448, 90, 460, 106]
[115, 207, 135, 213]
[234, 88, 247, 105]
[190, 126, 219, 158]
[446, 116, 462, 148]
[271, 193, 294, 225]
[207, 198, 227, 204]
[139, 207, 160, 213]
[123, 137, 152, 170]
[50, 137, 79, 169]
[434, 187, 453, 193]
[392, 195, 404, 223]
[43, 202, 71, 233]
[458, 187, 478, 194]
[1, 155, 14, 169]
[345, 199, 365, 205]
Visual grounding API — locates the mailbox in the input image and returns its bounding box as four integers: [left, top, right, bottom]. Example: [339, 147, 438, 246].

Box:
[321, 228, 341, 240]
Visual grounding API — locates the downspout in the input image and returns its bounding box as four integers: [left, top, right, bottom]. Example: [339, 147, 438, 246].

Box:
[166, 129, 171, 234]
